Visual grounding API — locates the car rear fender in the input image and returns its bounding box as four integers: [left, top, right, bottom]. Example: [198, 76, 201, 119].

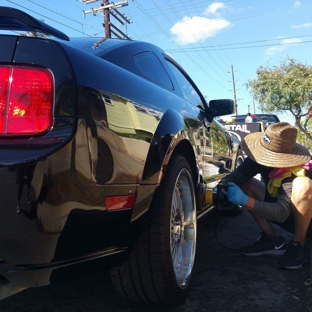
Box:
[141, 108, 197, 183]
[130, 108, 183, 220]
[130, 109, 198, 222]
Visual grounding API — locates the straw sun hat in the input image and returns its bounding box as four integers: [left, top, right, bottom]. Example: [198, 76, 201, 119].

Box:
[242, 122, 311, 168]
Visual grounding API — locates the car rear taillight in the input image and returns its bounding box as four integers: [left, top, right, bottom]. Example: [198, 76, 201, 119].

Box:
[0, 65, 53, 136]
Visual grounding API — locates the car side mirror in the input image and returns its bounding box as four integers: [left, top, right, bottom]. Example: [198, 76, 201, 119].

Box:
[208, 99, 234, 118]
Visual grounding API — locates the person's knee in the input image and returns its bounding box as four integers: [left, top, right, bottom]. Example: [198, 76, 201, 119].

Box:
[292, 177, 312, 204]
[241, 178, 265, 201]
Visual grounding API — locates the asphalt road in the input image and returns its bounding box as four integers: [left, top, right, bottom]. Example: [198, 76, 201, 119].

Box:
[0, 209, 311, 312]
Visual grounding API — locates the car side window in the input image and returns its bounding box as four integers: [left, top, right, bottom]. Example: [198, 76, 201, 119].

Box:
[165, 61, 202, 107]
[133, 51, 173, 89]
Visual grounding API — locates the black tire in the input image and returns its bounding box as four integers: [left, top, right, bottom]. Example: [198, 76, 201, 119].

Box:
[110, 154, 197, 304]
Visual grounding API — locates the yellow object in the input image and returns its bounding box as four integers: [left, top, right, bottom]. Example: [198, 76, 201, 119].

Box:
[267, 167, 306, 197]
[205, 189, 213, 205]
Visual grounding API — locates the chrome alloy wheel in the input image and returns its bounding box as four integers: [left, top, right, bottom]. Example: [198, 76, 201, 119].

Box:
[170, 168, 197, 289]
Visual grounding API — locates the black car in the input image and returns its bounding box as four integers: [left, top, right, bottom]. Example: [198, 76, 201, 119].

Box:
[0, 7, 243, 304]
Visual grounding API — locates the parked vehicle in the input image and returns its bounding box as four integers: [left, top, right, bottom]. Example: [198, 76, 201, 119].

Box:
[221, 121, 265, 157]
[0, 7, 243, 304]
[220, 113, 280, 158]
[231, 113, 280, 125]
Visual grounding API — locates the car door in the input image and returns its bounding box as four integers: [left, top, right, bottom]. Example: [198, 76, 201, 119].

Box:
[164, 58, 233, 183]
[163, 59, 210, 175]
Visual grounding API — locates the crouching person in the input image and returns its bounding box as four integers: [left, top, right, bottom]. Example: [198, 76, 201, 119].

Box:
[223, 122, 312, 269]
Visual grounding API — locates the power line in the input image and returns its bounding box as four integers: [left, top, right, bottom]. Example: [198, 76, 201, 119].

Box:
[27, 0, 106, 36]
[132, 0, 229, 96]
[122, 0, 312, 110]
[175, 0, 230, 82]
[27, 0, 84, 25]
[7, 0, 91, 36]
[81, 0, 131, 39]
[166, 39, 312, 53]
[161, 0, 229, 86]
[165, 33, 312, 52]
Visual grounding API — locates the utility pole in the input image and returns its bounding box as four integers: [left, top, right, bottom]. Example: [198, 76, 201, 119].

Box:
[103, 0, 111, 38]
[82, 0, 131, 45]
[252, 96, 256, 114]
[230, 65, 238, 115]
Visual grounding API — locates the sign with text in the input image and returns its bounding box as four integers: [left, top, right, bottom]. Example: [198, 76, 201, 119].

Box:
[223, 122, 263, 156]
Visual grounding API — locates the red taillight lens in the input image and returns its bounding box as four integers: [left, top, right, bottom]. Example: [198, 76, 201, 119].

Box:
[0, 66, 53, 136]
[105, 195, 135, 211]
[0, 67, 10, 134]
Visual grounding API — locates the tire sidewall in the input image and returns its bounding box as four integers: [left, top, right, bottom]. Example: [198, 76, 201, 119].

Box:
[151, 154, 196, 300]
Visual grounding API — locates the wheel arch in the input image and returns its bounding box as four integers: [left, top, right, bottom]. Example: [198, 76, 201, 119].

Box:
[143, 137, 198, 222]
[142, 108, 199, 186]
[131, 108, 200, 228]
[168, 139, 198, 185]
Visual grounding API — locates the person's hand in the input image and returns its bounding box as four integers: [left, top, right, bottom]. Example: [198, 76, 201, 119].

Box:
[226, 182, 248, 206]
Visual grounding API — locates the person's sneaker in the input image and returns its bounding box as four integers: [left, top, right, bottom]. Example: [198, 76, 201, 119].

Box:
[240, 232, 287, 256]
[278, 241, 308, 270]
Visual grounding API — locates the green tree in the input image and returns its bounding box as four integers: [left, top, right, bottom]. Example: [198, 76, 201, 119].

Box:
[247, 58, 312, 140]
[297, 118, 312, 152]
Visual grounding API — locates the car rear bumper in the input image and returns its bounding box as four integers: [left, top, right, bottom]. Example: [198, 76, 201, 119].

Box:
[0, 138, 140, 289]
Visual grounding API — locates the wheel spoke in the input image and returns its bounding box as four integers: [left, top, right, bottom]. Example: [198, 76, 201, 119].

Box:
[170, 168, 196, 289]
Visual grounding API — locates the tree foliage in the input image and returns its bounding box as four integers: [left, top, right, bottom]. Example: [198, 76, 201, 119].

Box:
[20, 19, 50, 38]
[20, 31, 50, 38]
[247, 58, 312, 140]
[297, 118, 312, 152]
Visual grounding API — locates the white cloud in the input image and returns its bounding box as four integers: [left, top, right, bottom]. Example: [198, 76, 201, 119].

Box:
[170, 2, 230, 45]
[265, 46, 284, 56]
[291, 23, 312, 29]
[204, 2, 226, 17]
[282, 38, 303, 44]
[293, 1, 301, 7]
[265, 38, 303, 56]
[170, 16, 231, 45]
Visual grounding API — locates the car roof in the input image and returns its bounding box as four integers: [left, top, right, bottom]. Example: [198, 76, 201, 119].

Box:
[62, 37, 164, 57]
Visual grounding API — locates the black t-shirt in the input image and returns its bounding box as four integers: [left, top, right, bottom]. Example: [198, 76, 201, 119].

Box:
[225, 157, 294, 223]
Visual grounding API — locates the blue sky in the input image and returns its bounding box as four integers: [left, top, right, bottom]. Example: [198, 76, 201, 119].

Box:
[2, 0, 312, 124]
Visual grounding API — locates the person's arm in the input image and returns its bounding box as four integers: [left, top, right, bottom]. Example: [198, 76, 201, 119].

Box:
[228, 179, 293, 223]
[223, 157, 261, 186]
